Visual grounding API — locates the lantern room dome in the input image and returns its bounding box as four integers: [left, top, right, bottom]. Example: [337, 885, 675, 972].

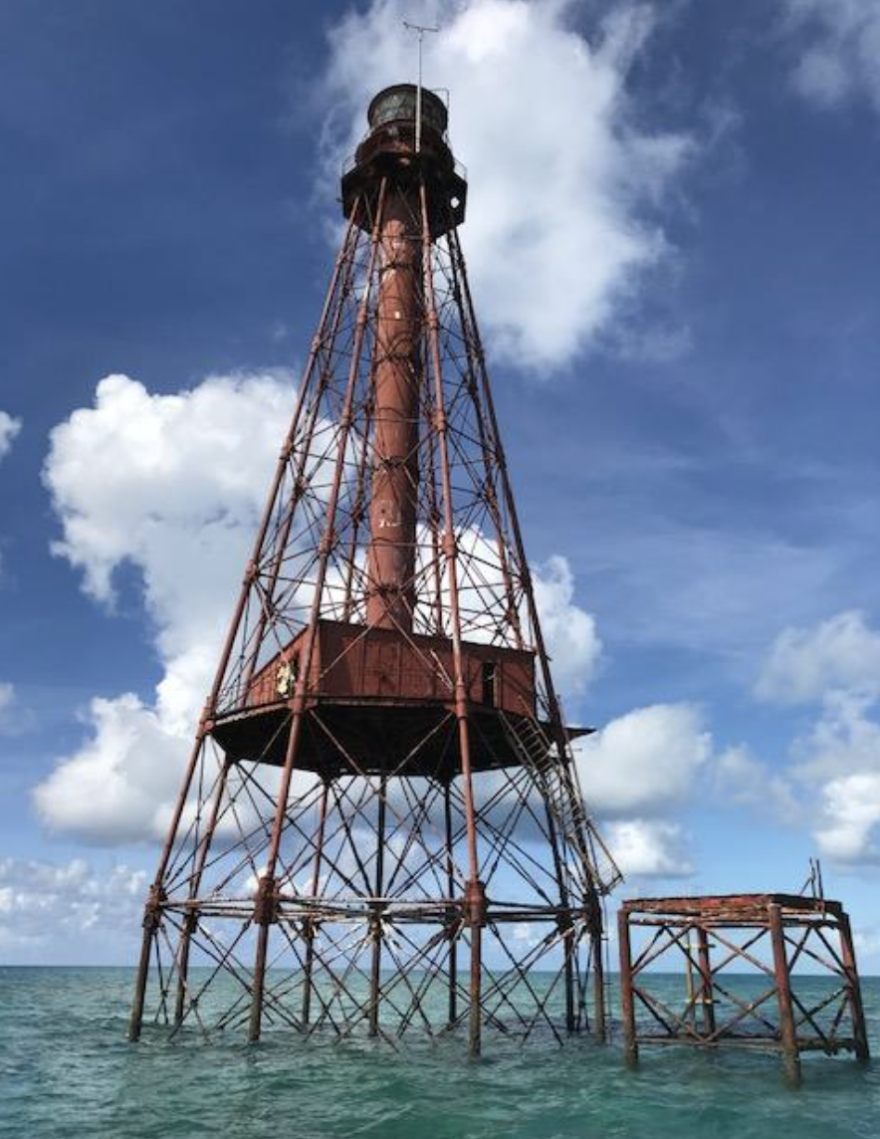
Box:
[367, 83, 448, 136]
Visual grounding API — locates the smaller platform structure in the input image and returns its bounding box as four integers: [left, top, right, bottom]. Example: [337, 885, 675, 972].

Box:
[618, 894, 870, 1083]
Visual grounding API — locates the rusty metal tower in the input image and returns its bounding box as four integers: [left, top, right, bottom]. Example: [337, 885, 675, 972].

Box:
[129, 84, 621, 1055]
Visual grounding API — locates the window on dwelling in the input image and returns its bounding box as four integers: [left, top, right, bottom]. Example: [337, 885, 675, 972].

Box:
[481, 661, 497, 708]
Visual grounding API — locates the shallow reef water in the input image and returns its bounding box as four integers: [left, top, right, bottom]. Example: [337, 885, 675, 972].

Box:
[0, 968, 878, 1139]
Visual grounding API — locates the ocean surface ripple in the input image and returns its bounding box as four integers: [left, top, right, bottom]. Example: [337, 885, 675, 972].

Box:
[0, 968, 878, 1138]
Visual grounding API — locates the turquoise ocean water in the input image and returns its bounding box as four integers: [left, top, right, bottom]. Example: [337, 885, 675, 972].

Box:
[1, 967, 878, 1138]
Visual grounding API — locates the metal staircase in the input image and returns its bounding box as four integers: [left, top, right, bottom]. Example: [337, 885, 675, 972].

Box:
[498, 710, 623, 898]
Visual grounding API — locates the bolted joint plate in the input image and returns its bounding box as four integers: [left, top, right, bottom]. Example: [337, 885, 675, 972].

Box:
[253, 876, 279, 927]
[142, 885, 166, 931]
[464, 879, 487, 928]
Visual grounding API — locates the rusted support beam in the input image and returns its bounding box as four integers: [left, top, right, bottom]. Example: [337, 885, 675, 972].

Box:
[173, 912, 196, 1028]
[129, 884, 164, 1042]
[540, 780, 575, 1034]
[174, 757, 233, 1028]
[768, 903, 802, 1087]
[696, 924, 716, 1038]
[302, 778, 331, 1028]
[622, 893, 843, 919]
[369, 775, 388, 1037]
[839, 912, 871, 1062]
[443, 781, 459, 1030]
[464, 878, 487, 1058]
[421, 178, 484, 1058]
[617, 907, 638, 1066]
[248, 874, 278, 1044]
[129, 927, 154, 1042]
[591, 920, 606, 1043]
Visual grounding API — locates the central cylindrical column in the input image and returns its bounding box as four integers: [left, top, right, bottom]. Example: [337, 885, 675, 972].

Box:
[366, 190, 422, 630]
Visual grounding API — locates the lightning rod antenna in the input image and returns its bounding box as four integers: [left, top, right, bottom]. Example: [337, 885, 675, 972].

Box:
[403, 18, 439, 153]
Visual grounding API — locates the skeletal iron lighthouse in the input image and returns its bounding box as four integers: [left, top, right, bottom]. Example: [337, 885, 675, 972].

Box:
[129, 84, 621, 1055]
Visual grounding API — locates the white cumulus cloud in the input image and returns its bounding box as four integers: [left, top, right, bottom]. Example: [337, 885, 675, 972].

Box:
[321, 0, 690, 370]
[532, 554, 602, 699]
[815, 772, 880, 865]
[0, 682, 17, 734]
[603, 818, 693, 877]
[0, 857, 147, 957]
[792, 689, 880, 784]
[782, 0, 880, 114]
[575, 702, 710, 816]
[33, 694, 185, 845]
[757, 611, 880, 867]
[570, 702, 711, 879]
[0, 411, 21, 462]
[0, 412, 22, 581]
[756, 610, 880, 705]
[43, 371, 290, 629]
[35, 372, 294, 843]
[713, 744, 801, 824]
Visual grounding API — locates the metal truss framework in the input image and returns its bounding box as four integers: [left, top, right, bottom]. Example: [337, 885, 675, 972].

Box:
[129, 85, 621, 1056]
[618, 894, 870, 1084]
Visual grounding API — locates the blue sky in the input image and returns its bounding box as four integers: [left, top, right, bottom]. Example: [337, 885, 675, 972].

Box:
[1, 0, 880, 968]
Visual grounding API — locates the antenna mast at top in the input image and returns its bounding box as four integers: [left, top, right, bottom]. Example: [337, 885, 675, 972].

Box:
[403, 18, 439, 153]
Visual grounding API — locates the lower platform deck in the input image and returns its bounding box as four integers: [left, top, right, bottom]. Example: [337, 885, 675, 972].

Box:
[209, 697, 577, 779]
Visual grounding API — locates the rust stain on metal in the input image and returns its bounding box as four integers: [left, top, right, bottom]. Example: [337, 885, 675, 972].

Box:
[617, 892, 870, 1084]
[128, 82, 619, 1058]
